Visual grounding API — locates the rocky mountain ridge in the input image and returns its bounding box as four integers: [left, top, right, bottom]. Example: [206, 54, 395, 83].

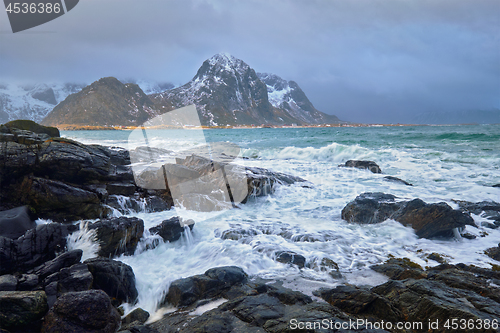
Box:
[40, 54, 341, 127]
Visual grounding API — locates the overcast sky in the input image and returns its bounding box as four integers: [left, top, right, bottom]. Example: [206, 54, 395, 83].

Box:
[1, 0, 498, 123]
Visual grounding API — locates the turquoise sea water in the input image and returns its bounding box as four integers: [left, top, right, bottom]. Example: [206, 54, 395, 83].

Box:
[63, 125, 500, 316]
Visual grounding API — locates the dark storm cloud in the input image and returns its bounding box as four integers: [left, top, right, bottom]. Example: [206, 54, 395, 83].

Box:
[0, 0, 498, 123]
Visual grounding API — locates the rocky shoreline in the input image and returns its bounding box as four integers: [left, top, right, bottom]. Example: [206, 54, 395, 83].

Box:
[1, 120, 500, 332]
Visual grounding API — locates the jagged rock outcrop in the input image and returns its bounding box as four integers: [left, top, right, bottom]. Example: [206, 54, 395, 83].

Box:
[342, 193, 475, 238]
[41, 290, 120, 333]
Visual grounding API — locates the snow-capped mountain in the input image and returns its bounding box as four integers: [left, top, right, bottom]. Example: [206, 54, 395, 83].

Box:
[258, 73, 340, 124]
[121, 79, 175, 95]
[0, 83, 86, 123]
[151, 53, 340, 126]
[41, 77, 164, 127]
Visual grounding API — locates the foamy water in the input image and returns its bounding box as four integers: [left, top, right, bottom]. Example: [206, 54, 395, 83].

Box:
[64, 125, 500, 316]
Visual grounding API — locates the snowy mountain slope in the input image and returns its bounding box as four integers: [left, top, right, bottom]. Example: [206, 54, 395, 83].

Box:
[257, 73, 340, 124]
[150, 53, 340, 126]
[0, 83, 86, 123]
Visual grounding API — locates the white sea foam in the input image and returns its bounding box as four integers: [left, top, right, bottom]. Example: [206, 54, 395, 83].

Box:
[64, 126, 500, 315]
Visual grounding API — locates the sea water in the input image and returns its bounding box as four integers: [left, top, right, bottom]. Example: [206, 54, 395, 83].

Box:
[63, 125, 500, 316]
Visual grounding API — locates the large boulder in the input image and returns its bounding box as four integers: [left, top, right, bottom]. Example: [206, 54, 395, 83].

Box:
[17, 176, 106, 222]
[149, 216, 194, 243]
[88, 216, 144, 257]
[392, 198, 476, 238]
[342, 193, 475, 238]
[3, 223, 69, 275]
[41, 290, 120, 333]
[339, 160, 382, 173]
[164, 266, 248, 307]
[0, 291, 48, 331]
[0, 206, 36, 239]
[84, 258, 138, 306]
[43, 263, 94, 308]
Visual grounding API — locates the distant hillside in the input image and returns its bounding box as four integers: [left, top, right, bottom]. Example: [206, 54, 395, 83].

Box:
[41, 77, 167, 127]
[413, 110, 500, 124]
[42, 54, 341, 127]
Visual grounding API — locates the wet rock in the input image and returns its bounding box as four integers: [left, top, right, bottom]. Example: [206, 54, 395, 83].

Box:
[88, 216, 144, 257]
[274, 251, 306, 268]
[342, 193, 475, 238]
[0, 274, 17, 291]
[427, 252, 447, 264]
[122, 308, 150, 329]
[34, 249, 83, 280]
[0, 236, 16, 275]
[0, 291, 48, 332]
[220, 228, 259, 241]
[149, 216, 194, 243]
[0, 206, 37, 239]
[493, 184, 500, 188]
[371, 257, 427, 280]
[41, 290, 120, 333]
[43, 263, 93, 307]
[383, 175, 413, 186]
[165, 266, 247, 307]
[18, 176, 106, 222]
[17, 274, 38, 291]
[393, 199, 475, 238]
[106, 182, 136, 196]
[339, 160, 382, 173]
[341, 192, 402, 224]
[14, 223, 68, 273]
[314, 285, 401, 322]
[485, 244, 500, 261]
[84, 258, 138, 306]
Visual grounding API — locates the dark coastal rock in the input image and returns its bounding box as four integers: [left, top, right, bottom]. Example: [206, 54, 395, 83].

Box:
[84, 258, 138, 306]
[149, 216, 194, 243]
[339, 160, 382, 173]
[371, 257, 427, 280]
[4, 119, 59, 138]
[493, 184, 500, 188]
[88, 216, 144, 257]
[0, 291, 48, 332]
[314, 285, 401, 322]
[164, 266, 247, 307]
[43, 263, 93, 308]
[342, 193, 475, 238]
[12, 223, 68, 274]
[0, 206, 37, 239]
[41, 290, 120, 333]
[18, 274, 38, 291]
[106, 194, 173, 214]
[341, 192, 402, 224]
[34, 249, 83, 280]
[106, 182, 136, 196]
[454, 200, 500, 229]
[274, 251, 306, 268]
[121, 308, 150, 330]
[0, 275, 17, 291]
[0, 236, 16, 275]
[18, 176, 107, 222]
[137, 154, 305, 212]
[383, 175, 413, 186]
[393, 199, 475, 238]
[485, 244, 500, 261]
[152, 269, 387, 333]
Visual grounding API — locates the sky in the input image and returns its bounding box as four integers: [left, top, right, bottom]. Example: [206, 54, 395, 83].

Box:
[0, 0, 499, 123]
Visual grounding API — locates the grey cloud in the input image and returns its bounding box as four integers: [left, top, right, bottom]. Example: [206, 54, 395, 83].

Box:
[0, 0, 498, 123]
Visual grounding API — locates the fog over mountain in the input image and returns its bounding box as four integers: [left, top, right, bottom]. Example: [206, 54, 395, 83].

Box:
[0, 0, 498, 123]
